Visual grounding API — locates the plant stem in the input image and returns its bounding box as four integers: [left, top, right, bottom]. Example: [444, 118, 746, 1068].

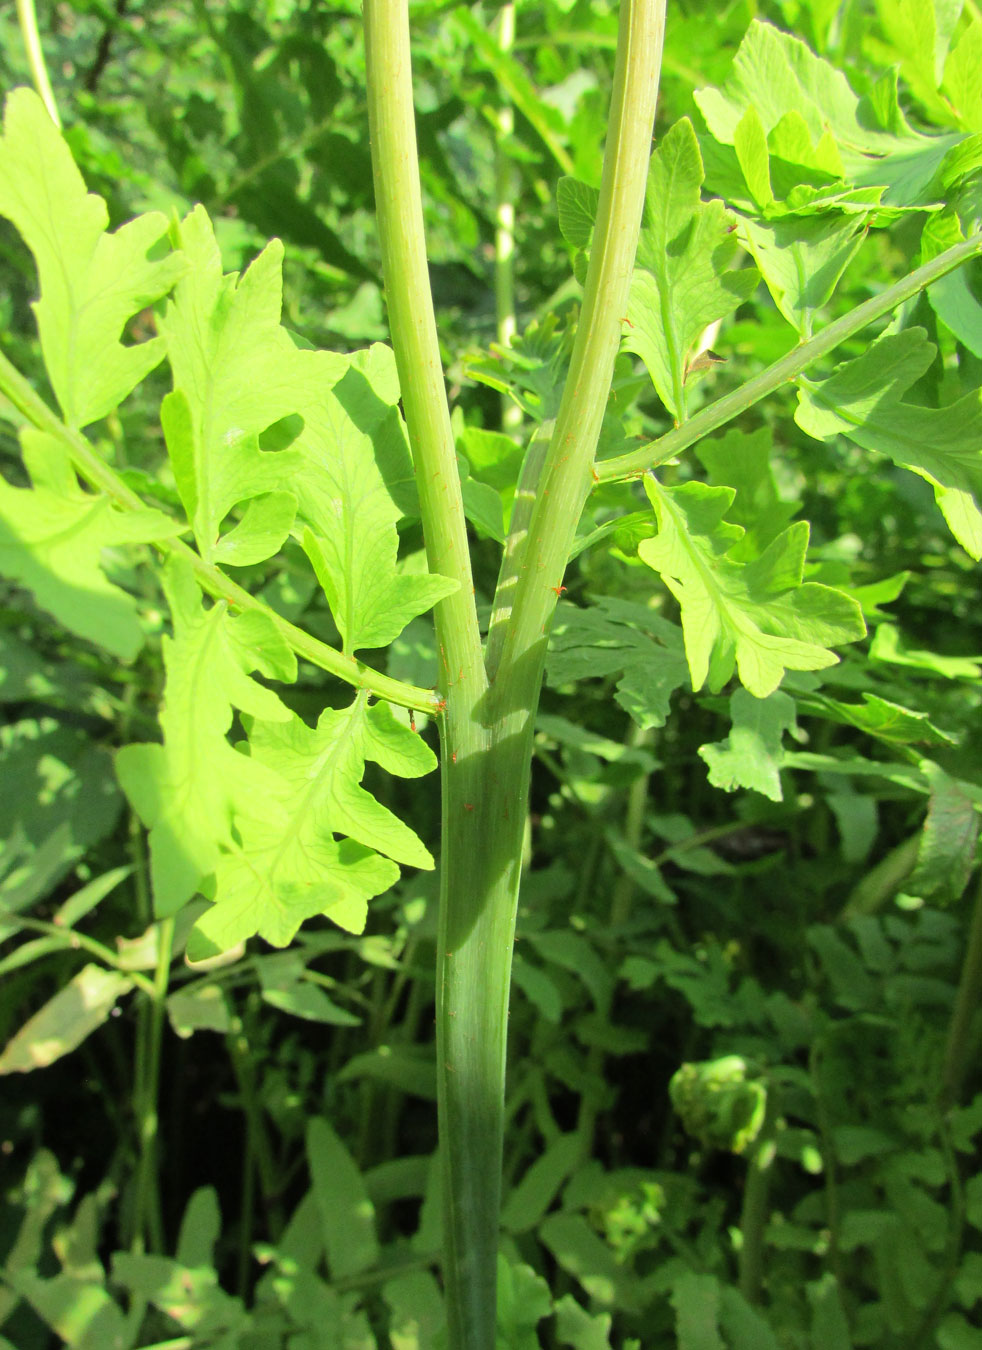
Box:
[738, 1114, 777, 1305]
[940, 865, 982, 1108]
[493, 3, 522, 435]
[0, 349, 440, 713]
[15, 0, 61, 128]
[131, 916, 174, 1253]
[596, 231, 982, 482]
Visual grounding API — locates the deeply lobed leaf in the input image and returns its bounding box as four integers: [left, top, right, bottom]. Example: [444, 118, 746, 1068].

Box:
[0, 88, 186, 428]
[639, 477, 866, 697]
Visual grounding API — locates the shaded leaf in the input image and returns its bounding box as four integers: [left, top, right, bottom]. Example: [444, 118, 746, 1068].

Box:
[0, 965, 132, 1074]
[699, 687, 796, 801]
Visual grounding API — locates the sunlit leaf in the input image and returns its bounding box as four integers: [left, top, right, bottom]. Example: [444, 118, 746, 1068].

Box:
[639, 477, 865, 697]
[0, 88, 185, 428]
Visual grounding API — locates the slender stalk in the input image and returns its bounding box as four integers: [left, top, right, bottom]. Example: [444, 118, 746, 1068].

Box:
[940, 866, 982, 1108]
[131, 916, 174, 1253]
[15, 0, 61, 128]
[738, 1115, 777, 1305]
[595, 231, 982, 482]
[0, 349, 440, 713]
[493, 3, 522, 435]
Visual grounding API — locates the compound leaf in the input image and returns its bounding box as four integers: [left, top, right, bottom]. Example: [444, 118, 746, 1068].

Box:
[0, 87, 185, 428]
[639, 478, 865, 697]
[795, 327, 982, 558]
[0, 431, 180, 660]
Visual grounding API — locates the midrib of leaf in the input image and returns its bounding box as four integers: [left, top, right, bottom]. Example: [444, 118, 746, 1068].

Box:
[658, 262, 686, 420]
[265, 695, 368, 886]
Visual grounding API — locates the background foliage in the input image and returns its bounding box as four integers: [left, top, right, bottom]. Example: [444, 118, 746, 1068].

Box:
[1, 1, 982, 1347]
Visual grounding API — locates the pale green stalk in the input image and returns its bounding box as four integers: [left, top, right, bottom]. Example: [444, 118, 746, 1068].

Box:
[131, 916, 174, 1253]
[493, 3, 522, 434]
[596, 232, 982, 482]
[16, 0, 61, 128]
[365, 2, 664, 1344]
[0, 349, 440, 713]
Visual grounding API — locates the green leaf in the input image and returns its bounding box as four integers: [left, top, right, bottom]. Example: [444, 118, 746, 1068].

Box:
[546, 597, 690, 729]
[0, 88, 185, 428]
[943, 18, 982, 131]
[671, 1271, 725, 1350]
[557, 176, 600, 250]
[695, 20, 964, 207]
[696, 428, 799, 557]
[501, 1135, 582, 1234]
[923, 210, 982, 358]
[158, 208, 318, 563]
[188, 694, 436, 956]
[796, 328, 982, 558]
[4, 1270, 129, 1350]
[0, 432, 181, 660]
[0, 965, 133, 1074]
[699, 687, 796, 801]
[909, 761, 980, 902]
[639, 478, 866, 697]
[116, 558, 294, 918]
[553, 1294, 614, 1350]
[626, 119, 758, 421]
[739, 211, 868, 337]
[306, 1118, 380, 1280]
[797, 690, 955, 747]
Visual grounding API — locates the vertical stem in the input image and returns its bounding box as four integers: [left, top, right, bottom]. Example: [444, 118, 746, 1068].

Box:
[365, 3, 665, 1345]
[493, 3, 522, 434]
[15, 0, 61, 128]
[491, 0, 665, 713]
[131, 916, 174, 1254]
[940, 865, 982, 1108]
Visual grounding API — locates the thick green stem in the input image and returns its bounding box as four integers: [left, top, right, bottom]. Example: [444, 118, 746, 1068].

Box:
[596, 231, 982, 482]
[365, 3, 663, 1342]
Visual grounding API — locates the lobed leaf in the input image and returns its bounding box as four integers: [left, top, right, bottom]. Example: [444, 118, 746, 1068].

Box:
[626, 119, 758, 421]
[699, 687, 796, 801]
[695, 21, 966, 207]
[639, 478, 866, 698]
[795, 328, 982, 559]
[188, 694, 436, 958]
[0, 431, 181, 660]
[0, 88, 185, 428]
[546, 597, 690, 730]
[116, 558, 295, 918]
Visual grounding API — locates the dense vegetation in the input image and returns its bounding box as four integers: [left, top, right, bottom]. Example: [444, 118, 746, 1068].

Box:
[1, 1, 981, 1347]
